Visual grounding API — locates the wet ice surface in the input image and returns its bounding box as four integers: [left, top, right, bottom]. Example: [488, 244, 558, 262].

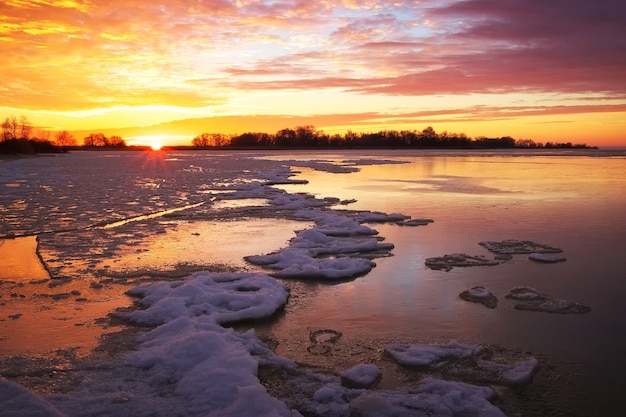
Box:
[1, 150, 625, 416]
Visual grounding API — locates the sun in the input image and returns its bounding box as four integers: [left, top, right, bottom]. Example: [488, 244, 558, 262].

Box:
[150, 142, 163, 151]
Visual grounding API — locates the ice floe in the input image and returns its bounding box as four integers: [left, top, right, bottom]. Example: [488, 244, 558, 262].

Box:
[528, 252, 567, 263]
[459, 286, 498, 308]
[479, 240, 563, 254]
[384, 340, 482, 367]
[119, 271, 290, 326]
[244, 211, 405, 280]
[347, 379, 506, 417]
[425, 253, 499, 271]
[260, 365, 510, 417]
[505, 286, 591, 314]
[339, 364, 381, 388]
[385, 340, 539, 387]
[1, 272, 528, 417]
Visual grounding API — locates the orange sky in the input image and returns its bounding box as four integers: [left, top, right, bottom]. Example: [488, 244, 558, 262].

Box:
[1, 1, 625, 147]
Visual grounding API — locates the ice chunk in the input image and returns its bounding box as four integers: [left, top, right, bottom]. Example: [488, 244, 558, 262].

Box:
[270, 256, 375, 280]
[479, 239, 563, 254]
[349, 378, 505, 417]
[339, 364, 381, 388]
[459, 286, 498, 308]
[477, 357, 539, 386]
[528, 252, 567, 263]
[396, 218, 434, 226]
[505, 286, 591, 314]
[245, 227, 393, 280]
[505, 286, 544, 300]
[384, 340, 482, 367]
[121, 271, 289, 326]
[425, 253, 499, 271]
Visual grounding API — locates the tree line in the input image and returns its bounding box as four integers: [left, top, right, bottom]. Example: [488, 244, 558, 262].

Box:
[192, 125, 594, 149]
[1, 115, 127, 154]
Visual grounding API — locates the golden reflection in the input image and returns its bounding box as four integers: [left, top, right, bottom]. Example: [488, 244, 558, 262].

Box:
[0, 236, 49, 280]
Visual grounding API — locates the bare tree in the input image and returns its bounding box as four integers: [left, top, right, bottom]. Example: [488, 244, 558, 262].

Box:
[1, 118, 11, 141]
[192, 132, 229, 147]
[1, 116, 19, 140]
[19, 115, 32, 139]
[55, 130, 77, 147]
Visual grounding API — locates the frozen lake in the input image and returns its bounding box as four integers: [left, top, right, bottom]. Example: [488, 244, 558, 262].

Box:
[1, 149, 625, 416]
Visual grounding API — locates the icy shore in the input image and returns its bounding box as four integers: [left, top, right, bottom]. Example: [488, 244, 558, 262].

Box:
[2, 152, 577, 416]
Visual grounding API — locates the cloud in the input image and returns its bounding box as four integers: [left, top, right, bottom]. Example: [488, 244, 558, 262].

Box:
[1, 0, 625, 144]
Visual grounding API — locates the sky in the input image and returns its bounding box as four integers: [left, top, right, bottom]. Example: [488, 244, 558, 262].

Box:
[1, 0, 625, 147]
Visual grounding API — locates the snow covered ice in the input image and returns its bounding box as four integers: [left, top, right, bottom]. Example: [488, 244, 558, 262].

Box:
[459, 286, 498, 309]
[1, 272, 536, 417]
[505, 286, 591, 314]
[0, 152, 513, 417]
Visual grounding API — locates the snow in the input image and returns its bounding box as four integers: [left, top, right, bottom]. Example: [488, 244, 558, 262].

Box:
[505, 286, 592, 314]
[120, 271, 290, 326]
[0, 377, 68, 417]
[384, 340, 482, 367]
[468, 286, 490, 298]
[349, 379, 506, 417]
[1, 152, 554, 417]
[244, 213, 399, 280]
[459, 286, 498, 308]
[476, 357, 540, 386]
[339, 364, 381, 388]
[384, 340, 539, 388]
[1, 273, 523, 417]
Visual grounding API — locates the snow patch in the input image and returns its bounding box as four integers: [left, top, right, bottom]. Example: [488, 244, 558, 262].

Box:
[120, 271, 289, 326]
[384, 340, 482, 367]
[339, 364, 381, 388]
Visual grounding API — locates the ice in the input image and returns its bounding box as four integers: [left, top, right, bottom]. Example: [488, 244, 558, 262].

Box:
[245, 213, 398, 280]
[384, 340, 539, 388]
[528, 252, 567, 263]
[120, 271, 290, 326]
[1, 272, 519, 417]
[2, 153, 531, 416]
[32, 272, 299, 417]
[425, 253, 499, 271]
[261, 365, 510, 417]
[339, 364, 381, 388]
[505, 286, 592, 314]
[384, 340, 482, 367]
[505, 286, 543, 300]
[0, 377, 68, 417]
[348, 379, 505, 417]
[459, 286, 498, 309]
[479, 240, 563, 254]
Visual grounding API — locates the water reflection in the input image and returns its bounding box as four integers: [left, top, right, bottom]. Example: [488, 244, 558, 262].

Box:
[266, 152, 626, 415]
[0, 236, 49, 280]
[99, 218, 307, 274]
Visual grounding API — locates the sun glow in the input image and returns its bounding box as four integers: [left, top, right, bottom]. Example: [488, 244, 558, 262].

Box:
[127, 135, 183, 149]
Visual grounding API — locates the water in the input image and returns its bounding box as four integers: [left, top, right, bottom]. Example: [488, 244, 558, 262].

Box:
[269, 150, 626, 415]
[1, 149, 625, 415]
